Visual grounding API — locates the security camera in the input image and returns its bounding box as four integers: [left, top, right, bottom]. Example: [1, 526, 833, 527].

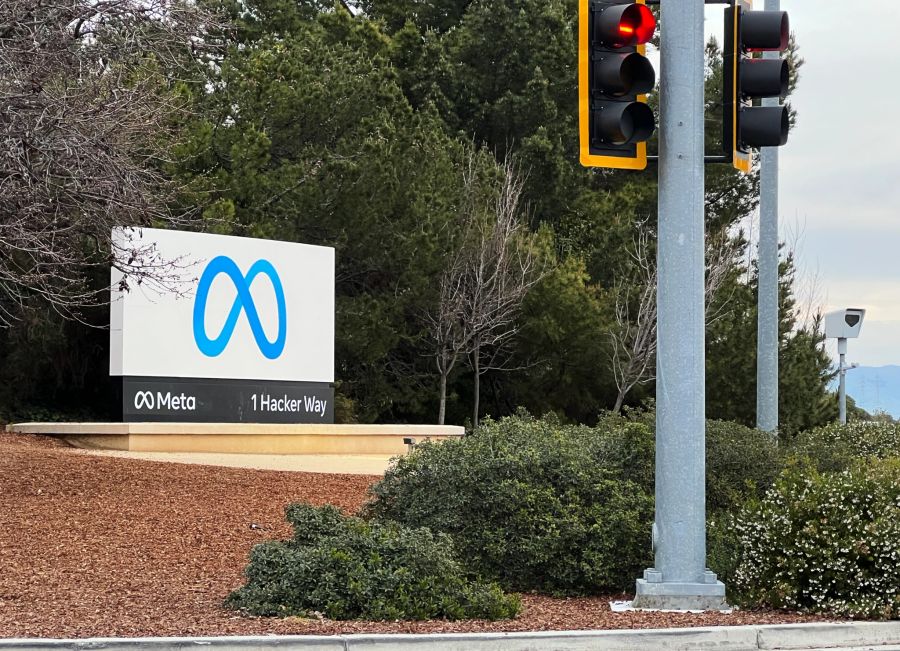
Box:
[824, 308, 865, 339]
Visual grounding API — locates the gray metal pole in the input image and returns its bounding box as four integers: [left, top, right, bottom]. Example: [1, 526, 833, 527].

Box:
[756, 0, 781, 434]
[632, 0, 726, 611]
[838, 338, 848, 424]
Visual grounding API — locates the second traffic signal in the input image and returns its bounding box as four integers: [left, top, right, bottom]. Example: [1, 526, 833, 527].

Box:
[579, 0, 657, 170]
[724, 1, 791, 171]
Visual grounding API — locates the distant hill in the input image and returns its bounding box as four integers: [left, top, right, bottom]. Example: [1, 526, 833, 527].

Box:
[844, 366, 900, 419]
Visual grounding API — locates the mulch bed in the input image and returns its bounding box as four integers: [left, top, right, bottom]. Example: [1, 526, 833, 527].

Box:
[0, 431, 828, 638]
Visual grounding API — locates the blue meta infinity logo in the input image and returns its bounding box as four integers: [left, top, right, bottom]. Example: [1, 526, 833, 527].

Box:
[192, 256, 287, 360]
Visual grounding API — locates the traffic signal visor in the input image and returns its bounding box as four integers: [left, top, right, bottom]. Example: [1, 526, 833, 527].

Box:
[579, 0, 657, 170]
[724, 1, 791, 173]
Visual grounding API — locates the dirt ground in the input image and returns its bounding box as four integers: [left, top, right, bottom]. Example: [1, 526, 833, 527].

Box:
[0, 431, 828, 639]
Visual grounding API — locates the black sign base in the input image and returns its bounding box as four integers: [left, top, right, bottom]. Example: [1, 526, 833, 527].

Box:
[121, 376, 334, 424]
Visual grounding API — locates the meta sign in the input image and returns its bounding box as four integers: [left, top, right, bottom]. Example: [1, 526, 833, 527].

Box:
[110, 228, 335, 423]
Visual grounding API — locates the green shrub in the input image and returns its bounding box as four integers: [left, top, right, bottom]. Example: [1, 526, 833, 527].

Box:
[600, 410, 782, 514]
[732, 460, 900, 618]
[705, 419, 781, 513]
[788, 421, 900, 473]
[707, 512, 741, 584]
[600, 414, 781, 584]
[225, 504, 519, 621]
[364, 413, 655, 595]
[364, 411, 784, 595]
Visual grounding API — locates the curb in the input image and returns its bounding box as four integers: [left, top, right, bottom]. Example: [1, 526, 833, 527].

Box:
[2, 622, 899, 651]
[757, 622, 900, 650]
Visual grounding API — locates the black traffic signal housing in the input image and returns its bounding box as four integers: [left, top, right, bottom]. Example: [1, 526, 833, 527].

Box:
[723, 1, 791, 172]
[579, 0, 657, 170]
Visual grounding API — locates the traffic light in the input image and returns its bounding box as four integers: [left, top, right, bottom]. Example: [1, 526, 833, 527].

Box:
[723, 1, 791, 172]
[579, 0, 657, 170]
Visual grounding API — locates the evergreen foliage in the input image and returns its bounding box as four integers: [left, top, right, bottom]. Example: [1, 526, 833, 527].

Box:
[364, 412, 655, 595]
[788, 420, 900, 473]
[0, 0, 834, 435]
[365, 411, 781, 595]
[226, 503, 520, 620]
[706, 251, 835, 437]
[704, 419, 782, 513]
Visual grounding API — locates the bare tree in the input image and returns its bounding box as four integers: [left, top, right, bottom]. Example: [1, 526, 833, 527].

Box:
[610, 229, 657, 414]
[609, 224, 738, 412]
[428, 248, 471, 426]
[426, 154, 545, 427]
[0, 0, 218, 323]
[426, 154, 478, 426]
[782, 217, 826, 332]
[461, 156, 544, 428]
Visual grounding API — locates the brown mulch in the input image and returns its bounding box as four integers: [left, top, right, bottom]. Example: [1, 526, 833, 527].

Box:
[0, 431, 829, 639]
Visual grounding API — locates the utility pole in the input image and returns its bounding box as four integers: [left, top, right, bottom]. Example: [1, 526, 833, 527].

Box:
[632, 0, 727, 611]
[838, 338, 848, 424]
[756, 0, 781, 434]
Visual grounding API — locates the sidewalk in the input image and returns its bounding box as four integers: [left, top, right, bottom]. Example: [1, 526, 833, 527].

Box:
[3, 622, 900, 651]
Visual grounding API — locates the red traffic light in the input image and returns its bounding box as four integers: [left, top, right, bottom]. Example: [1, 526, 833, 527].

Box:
[594, 3, 656, 48]
[619, 4, 656, 45]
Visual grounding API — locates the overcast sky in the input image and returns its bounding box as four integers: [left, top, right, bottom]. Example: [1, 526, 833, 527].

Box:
[702, 1, 900, 367]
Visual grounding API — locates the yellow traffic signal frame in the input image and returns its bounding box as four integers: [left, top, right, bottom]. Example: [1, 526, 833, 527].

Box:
[726, 0, 753, 174]
[578, 0, 652, 171]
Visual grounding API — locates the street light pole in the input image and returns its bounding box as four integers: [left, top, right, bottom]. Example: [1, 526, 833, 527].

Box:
[632, 0, 727, 611]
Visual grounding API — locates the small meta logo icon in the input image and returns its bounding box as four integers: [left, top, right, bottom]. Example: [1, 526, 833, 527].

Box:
[192, 255, 287, 360]
[134, 391, 155, 409]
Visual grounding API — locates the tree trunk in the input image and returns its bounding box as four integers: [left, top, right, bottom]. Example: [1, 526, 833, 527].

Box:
[472, 347, 481, 429]
[613, 389, 627, 414]
[438, 372, 448, 425]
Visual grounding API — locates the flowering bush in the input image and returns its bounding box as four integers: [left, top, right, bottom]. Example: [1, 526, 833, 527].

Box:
[789, 421, 900, 472]
[733, 460, 900, 618]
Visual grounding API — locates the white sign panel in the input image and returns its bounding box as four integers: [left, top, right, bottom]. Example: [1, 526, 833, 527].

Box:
[110, 228, 334, 383]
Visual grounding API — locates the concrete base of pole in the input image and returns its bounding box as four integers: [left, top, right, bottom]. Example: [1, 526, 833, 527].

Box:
[632, 569, 729, 611]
